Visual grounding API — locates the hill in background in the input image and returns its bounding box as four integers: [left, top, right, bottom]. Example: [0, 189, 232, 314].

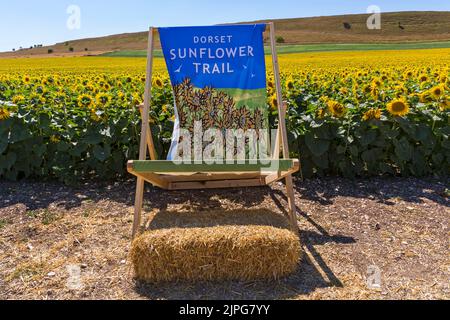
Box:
[2, 11, 450, 58]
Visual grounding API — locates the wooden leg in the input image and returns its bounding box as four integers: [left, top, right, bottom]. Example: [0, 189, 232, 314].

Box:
[131, 28, 155, 240]
[132, 177, 145, 239]
[285, 175, 299, 235]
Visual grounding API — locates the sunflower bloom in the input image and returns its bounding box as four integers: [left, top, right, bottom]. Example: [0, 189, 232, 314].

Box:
[286, 78, 294, 90]
[363, 108, 381, 121]
[317, 108, 326, 119]
[319, 95, 329, 103]
[371, 78, 382, 88]
[269, 95, 278, 111]
[429, 85, 445, 99]
[370, 87, 380, 101]
[95, 93, 111, 106]
[387, 98, 410, 117]
[419, 92, 433, 103]
[440, 97, 450, 111]
[77, 94, 94, 108]
[0, 108, 10, 120]
[418, 74, 428, 83]
[153, 77, 164, 88]
[49, 135, 61, 143]
[12, 95, 25, 105]
[327, 100, 346, 118]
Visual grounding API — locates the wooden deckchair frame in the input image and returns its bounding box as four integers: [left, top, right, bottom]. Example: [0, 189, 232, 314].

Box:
[129, 23, 300, 238]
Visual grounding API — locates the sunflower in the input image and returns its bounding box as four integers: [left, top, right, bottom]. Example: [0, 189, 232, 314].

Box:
[327, 100, 346, 118]
[0, 108, 10, 120]
[339, 87, 348, 95]
[117, 91, 125, 101]
[153, 77, 164, 88]
[23, 75, 31, 83]
[95, 93, 111, 106]
[439, 97, 450, 111]
[429, 85, 444, 99]
[419, 92, 433, 103]
[362, 84, 372, 94]
[317, 108, 326, 119]
[90, 110, 102, 122]
[253, 109, 266, 130]
[370, 87, 380, 101]
[12, 95, 25, 105]
[363, 108, 381, 121]
[418, 74, 428, 83]
[319, 95, 329, 103]
[387, 98, 409, 117]
[285, 78, 294, 90]
[403, 70, 413, 79]
[54, 93, 67, 104]
[132, 93, 143, 106]
[234, 107, 252, 130]
[49, 135, 61, 143]
[269, 95, 278, 111]
[77, 94, 94, 108]
[371, 78, 382, 88]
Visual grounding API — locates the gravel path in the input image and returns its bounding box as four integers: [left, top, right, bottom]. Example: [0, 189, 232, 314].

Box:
[0, 177, 448, 300]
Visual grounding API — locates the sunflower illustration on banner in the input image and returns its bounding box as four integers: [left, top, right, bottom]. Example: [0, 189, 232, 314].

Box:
[159, 24, 269, 160]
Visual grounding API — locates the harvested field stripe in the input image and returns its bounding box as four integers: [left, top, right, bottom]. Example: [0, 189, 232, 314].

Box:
[99, 41, 450, 57]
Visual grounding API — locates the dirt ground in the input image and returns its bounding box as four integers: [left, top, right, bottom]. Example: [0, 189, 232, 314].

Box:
[0, 177, 448, 300]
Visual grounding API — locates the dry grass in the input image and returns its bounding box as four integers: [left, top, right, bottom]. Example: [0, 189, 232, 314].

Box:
[131, 209, 301, 283]
[2, 11, 450, 57]
[0, 177, 448, 300]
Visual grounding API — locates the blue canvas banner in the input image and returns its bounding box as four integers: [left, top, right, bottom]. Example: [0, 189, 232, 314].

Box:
[159, 24, 269, 161]
[159, 24, 267, 90]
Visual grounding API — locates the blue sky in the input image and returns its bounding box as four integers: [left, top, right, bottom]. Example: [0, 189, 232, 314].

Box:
[1, 0, 449, 52]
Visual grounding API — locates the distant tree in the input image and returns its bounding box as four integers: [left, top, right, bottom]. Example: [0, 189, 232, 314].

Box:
[84, 48, 88, 51]
[276, 36, 285, 44]
[48, 49, 54, 54]
[69, 47, 74, 52]
[343, 22, 352, 30]
[65, 41, 69, 46]
[12, 48, 15, 52]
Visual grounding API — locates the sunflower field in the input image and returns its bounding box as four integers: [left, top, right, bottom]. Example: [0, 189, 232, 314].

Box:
[0, 49, 449, 183]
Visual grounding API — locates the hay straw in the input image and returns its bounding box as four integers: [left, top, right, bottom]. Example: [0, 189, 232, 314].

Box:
[130, 209, 301, 283]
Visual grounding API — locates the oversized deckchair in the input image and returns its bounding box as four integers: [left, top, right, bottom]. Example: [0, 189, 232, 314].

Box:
[128, 23, 300, 238]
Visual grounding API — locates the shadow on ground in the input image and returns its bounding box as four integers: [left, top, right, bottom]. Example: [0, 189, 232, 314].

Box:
[1, 177, 447, 212]
[294, 176, 449, 207]
[0, 180, 271, 211]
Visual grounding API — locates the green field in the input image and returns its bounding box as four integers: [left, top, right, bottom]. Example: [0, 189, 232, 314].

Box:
[100, 41, 450, 58]
[219, 88, 267, 109]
